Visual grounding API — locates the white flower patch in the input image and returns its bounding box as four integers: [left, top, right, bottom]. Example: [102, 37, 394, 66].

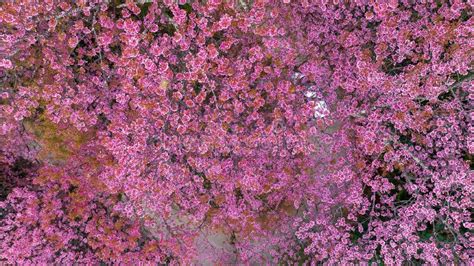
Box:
[303, 87, 329, 118]
[314, 100, 329, 118]
[305, 90, 317, 98]
[291, 72, 305, 81]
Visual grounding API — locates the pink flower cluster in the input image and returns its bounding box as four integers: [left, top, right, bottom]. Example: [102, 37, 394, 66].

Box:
[0, 0, 472, 264]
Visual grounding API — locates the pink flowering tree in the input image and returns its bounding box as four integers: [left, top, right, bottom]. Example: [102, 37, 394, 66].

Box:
[1, 0, 472, 264]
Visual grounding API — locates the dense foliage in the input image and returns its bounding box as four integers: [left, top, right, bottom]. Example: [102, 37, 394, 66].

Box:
[1, 0, 473, 264]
